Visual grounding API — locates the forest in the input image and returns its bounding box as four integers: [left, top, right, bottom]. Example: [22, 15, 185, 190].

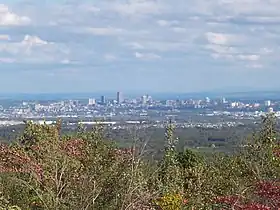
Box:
[0, 113, 279, 209]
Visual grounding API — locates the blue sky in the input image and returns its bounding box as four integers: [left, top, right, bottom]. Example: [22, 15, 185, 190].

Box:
[0, 0, 280, 93]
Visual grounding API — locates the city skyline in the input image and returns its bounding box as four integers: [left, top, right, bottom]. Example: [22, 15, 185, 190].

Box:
[1, 1, 280, 93]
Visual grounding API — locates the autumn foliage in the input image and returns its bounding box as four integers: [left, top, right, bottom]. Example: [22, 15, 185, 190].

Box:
[0, 114, 279, 209]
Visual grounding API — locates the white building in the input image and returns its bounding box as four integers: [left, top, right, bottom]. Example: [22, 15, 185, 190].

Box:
[265, 100, 271, 107]
[141, 95, 148, 105]
[88, 98, 96, 105]
[231, 102, 238, 108]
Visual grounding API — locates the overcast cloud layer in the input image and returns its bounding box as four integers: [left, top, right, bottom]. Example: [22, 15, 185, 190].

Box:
[0, 0, 280, 93]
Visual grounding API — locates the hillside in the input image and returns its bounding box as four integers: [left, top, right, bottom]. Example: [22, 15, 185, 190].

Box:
[0, 114, 279, 209]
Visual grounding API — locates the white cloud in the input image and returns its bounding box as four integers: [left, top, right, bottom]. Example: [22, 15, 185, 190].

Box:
[206, 44, 237, 54]
[209, 46, 261, 62]
[104, 53, 117, 61]
[0, 4, 30, 26]
[0, 35, 68, 64]
[85, 6, 101, 13]
[206, 32, 234, 45]
[86, 27, 124, 36]
[0, 57, 15, 63]
[127, 40, 190, 52]
[0, 34, 10, 40]
[258, 47, 273, 55]
[236, 54, 260, 61]
[60, 59, 70, 64]
[204, 32, 263, 64]
[157, 20, 168, 27]
[217, 0, 280, 16]
[21, 35, 49, 46]
[157, 20, 179, 27]
[186, 0, 280, 18]
[135, 52, 161, 60]
[60, 59, 80, 65]
[242, 16, 280, 24]
[246, 63, 263, 69]
[211, 53, 234, 61]
[112, 0, 163, 16]
[172, 27, 187, 33]
[127, 42, 145, 49]
[3, 1, 280, 72]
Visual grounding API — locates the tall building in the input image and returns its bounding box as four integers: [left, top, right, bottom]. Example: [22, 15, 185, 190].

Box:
[147, 95, 153, 103]
[117, 92, 124, 104]
[265, 100, 271, 107]
[73, 100, 79, 106]
[141, 95, 148, 105]
[88, 98, 96, 105]
[101, 96, 106, 104]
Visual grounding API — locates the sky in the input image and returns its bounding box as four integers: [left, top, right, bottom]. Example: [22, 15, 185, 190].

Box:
[0, 0, 280, 93]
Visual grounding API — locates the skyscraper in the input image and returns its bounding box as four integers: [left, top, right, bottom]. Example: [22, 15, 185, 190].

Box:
[221, 97, 227, 104]
[117, 92, 123, 104]
[265, 100, 271, 107]
[141, 95, 147, 105]
[88, 98, 96, 105]
[101, 96, 106, 104]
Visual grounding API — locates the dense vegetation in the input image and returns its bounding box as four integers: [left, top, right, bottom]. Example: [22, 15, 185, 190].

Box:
[0, 121, 257, 155]
[0, 114, 279, 209]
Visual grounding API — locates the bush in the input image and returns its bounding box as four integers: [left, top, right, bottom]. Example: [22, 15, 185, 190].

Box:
[0, 114, 279, 209]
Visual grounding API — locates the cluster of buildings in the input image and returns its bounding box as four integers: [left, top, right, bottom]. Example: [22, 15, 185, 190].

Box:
[0, 92, 278, 127]
[88, 92, 153, 106]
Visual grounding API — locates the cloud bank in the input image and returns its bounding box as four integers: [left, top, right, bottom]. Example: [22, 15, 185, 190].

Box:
[0, 0, 280, 93]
